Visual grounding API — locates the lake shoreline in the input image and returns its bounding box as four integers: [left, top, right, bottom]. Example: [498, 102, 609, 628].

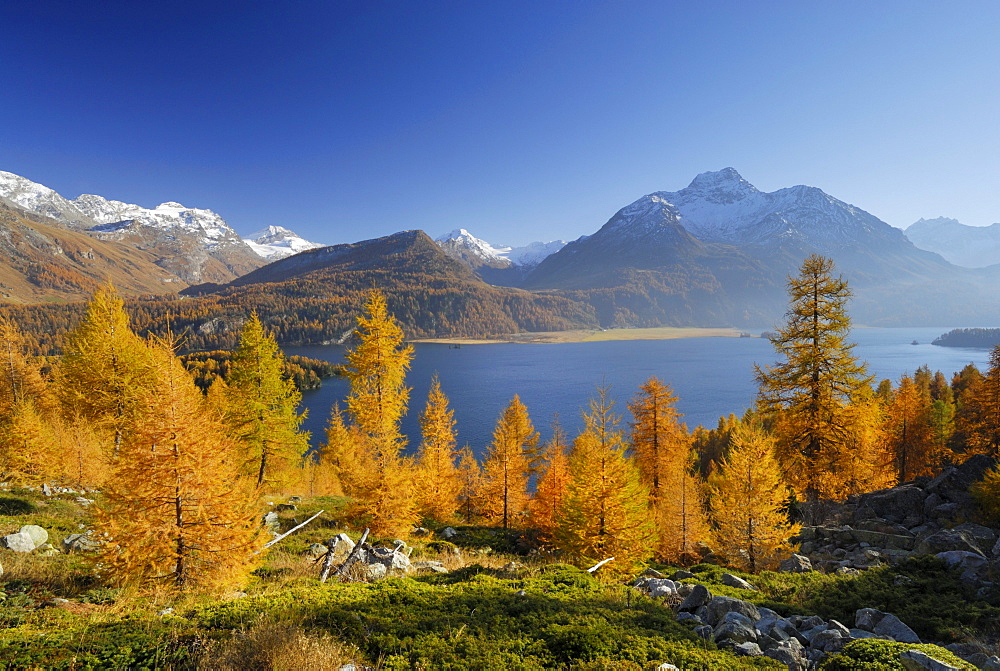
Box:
[411, 326, 747, 345]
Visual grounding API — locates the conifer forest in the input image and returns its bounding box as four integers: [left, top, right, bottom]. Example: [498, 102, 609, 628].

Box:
[2, 255, 1000, 669]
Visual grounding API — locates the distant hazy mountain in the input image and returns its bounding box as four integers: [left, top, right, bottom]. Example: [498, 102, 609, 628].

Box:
[905, 217, 1000, 268]
[244, 225, 323, 261]
[435, 229, 566, 286]
[525, 169, 982, 327]
[0, 170, 264, 284]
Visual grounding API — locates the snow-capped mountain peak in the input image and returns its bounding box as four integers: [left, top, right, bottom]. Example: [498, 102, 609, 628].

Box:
[0, 171, 97, 227]
[243, 225, 323, 261]
[72, 194, 238, 247]
[435, 229, 566, 268]
[683, 167, 759, 203]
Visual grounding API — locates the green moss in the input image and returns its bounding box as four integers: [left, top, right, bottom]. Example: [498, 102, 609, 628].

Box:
[190, 567, 777, 669]
[819, 639, 977, 670]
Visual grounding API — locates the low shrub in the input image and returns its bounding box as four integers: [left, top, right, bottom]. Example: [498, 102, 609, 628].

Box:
[0, 497, 36, 516]
[819, 639, 977, 670]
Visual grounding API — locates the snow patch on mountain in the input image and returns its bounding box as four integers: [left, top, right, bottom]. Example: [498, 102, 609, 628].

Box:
[0, 171, 97, 227]
[436, 229, 565, 268]
[74, 194, 241, 248]
[612, 168, 904, 250]
[244, 225, 324, 261]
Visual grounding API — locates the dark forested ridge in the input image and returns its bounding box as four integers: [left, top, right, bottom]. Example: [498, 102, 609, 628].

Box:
[0, 230, 598, 355]
[932, 328, 1000, 349]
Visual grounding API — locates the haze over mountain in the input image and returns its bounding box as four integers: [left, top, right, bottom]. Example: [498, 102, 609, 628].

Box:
[905, 217, 1000, 268]
[525, 169, 986, 327]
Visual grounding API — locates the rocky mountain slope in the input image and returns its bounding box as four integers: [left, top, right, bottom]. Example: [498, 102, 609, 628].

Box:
[0, 170, 265, 283]
[906, 217, 1000, 268]
[0, 200, 184, 303]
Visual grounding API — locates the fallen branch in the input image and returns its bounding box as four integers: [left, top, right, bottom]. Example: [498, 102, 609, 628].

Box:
[587, 557, 615, 573]
[332, 528, 370, 582]
[259, 509, 324, 552]
[318, 537, 341, 583]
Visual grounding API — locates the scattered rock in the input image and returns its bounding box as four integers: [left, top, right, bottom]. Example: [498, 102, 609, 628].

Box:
[916, 529, 984, 556]
[693, 624, 713, 640]
[713, 611, 758, 645]
[644, 578, 680, 598]
[20, 525, 47, 548]
[411, 561, 448, 574]
[677, 584, 712, 612]
[670, 569, 694, 580]
[62, 531, 101, 553]
[731, 641, 763, 656]
[899, 648, 962, 671]
[721, 573, 757, 590]
[262, 511, 280, 534]
[855, 486, 925, 525]
[1, 531, 36, 553]
[874, 613, 921, 643]
[704, 596, 760, 626]
[440, 527, 458, 540]
[779, 554, 814, 573]
[274, 503, 297, 512]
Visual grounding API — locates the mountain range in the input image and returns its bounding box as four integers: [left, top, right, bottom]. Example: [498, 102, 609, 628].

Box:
[0, 171, 319, 290]
[2, 167, 999, 344]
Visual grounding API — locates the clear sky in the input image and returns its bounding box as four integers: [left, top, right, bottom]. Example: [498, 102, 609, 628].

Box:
[2, 1, 998, 246]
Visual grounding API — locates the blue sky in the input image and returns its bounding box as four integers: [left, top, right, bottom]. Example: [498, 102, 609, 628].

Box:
[2, 1, 998, 246]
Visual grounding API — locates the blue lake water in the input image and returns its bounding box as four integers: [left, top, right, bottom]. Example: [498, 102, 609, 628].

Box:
[284, 327, 992, 458]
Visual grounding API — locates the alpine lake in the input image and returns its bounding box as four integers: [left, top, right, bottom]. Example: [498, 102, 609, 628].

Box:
[284, 326, 994, 457]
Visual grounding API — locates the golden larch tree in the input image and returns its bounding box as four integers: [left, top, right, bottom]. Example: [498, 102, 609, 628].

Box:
[629, 377, 687, 503]
[529, 424, 571, 544]
[0, 316, 53, 417]
[823, 389, 895, 498]
[962, 346, 1000, 457]
[341, 290, 418, 537]
[754, 255, 872, 501]
[479, 395, 538, 529]
[709, 422, 799, 572]
[0, 316, 61, 484]
[886, 374, 935, 481]
[56, 283, 156, 455]
[224, 314, 310, 491]
[414, 375, 462, 523]
[316, 404, 365, 497]
[555, 396, 655, 574]
[456, 446, 482, 522]
[655, 439, 710, 566]
[95, 341, 263, 592]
